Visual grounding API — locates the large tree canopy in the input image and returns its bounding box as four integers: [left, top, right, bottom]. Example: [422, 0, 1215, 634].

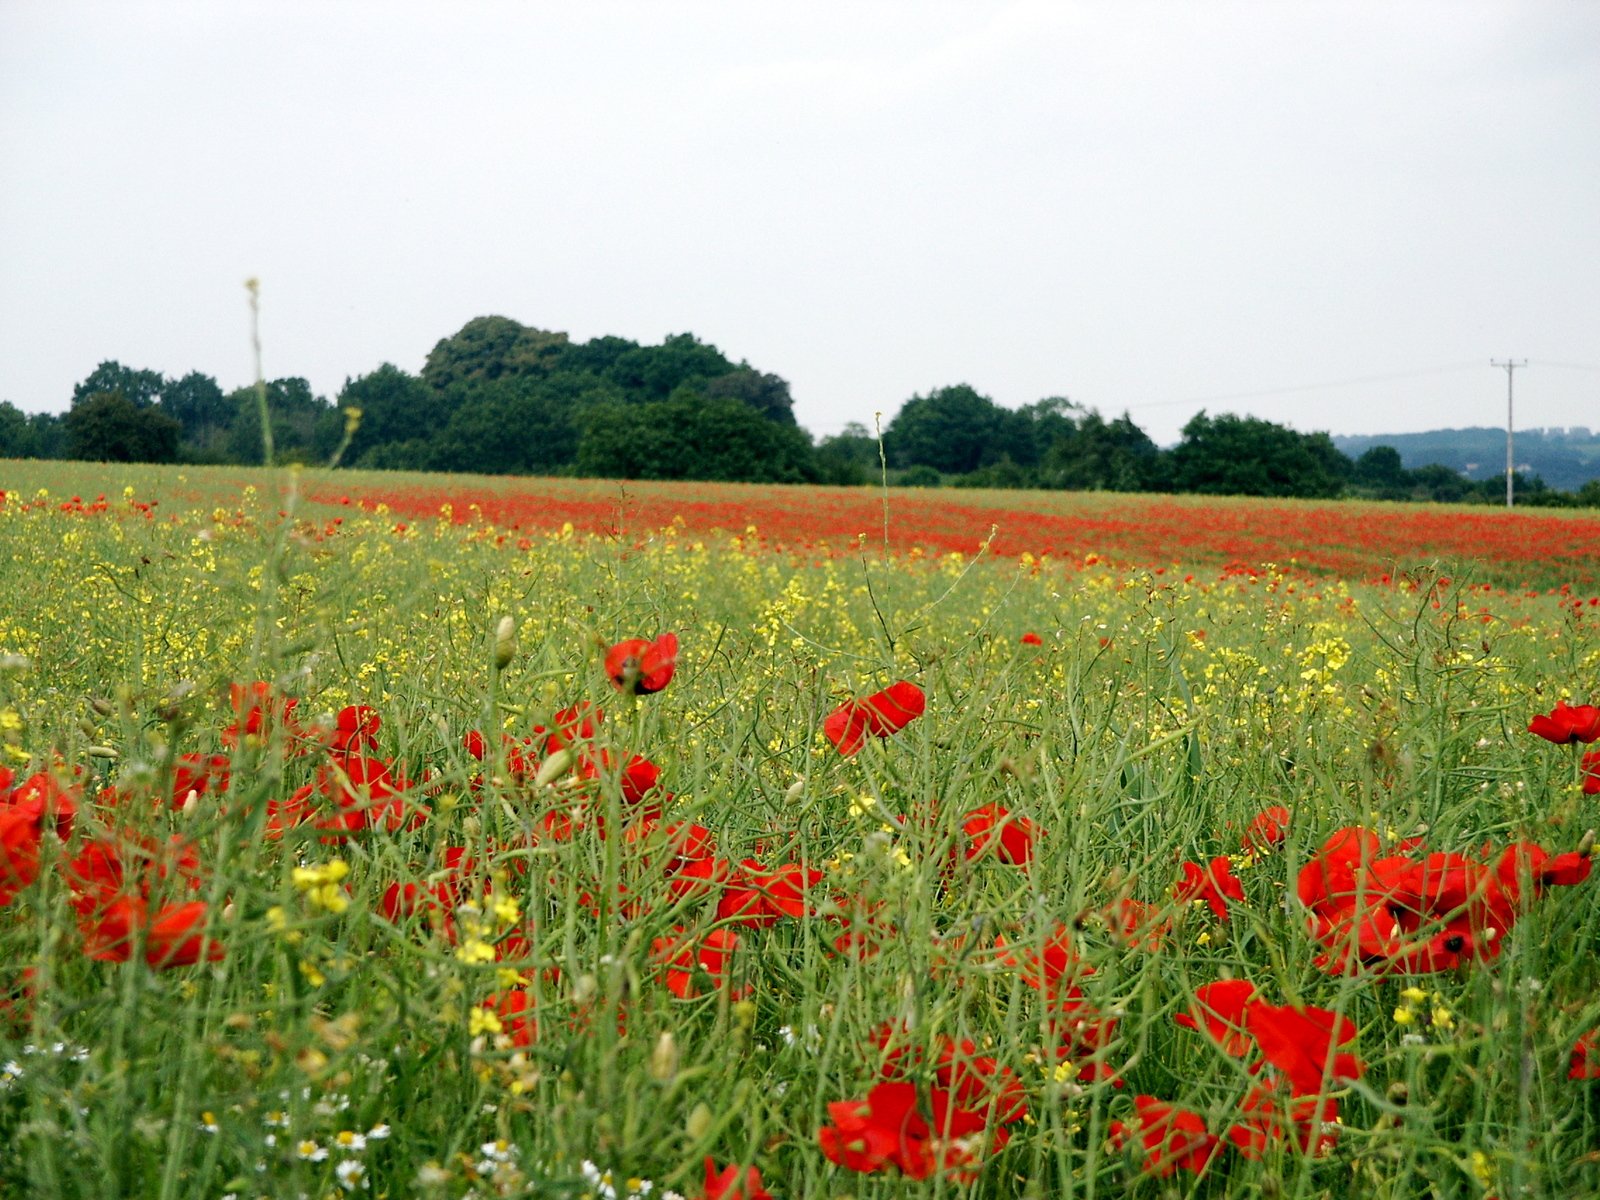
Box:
[1168, 411, 1351, 499]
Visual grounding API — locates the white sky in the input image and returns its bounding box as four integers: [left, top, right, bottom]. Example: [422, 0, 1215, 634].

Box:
[2, 1, 1597, 445]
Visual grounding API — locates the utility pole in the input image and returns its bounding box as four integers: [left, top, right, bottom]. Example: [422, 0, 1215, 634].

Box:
[1491, 358, 1527, 508]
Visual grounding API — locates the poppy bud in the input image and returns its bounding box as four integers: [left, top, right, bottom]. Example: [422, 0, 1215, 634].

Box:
[533, 748, 573, 788]
[88, 696, 115, 718]
[493, 616, 517, 670]
[686, 1101, 713, 1141]
[1579, 829, 1596, 859]
[649, 1031, 678, 1083]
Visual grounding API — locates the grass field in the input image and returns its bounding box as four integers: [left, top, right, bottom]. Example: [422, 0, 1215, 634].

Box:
[3, 460, 1600, 1199]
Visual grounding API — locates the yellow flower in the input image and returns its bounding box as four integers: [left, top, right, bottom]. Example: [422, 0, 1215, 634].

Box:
[469, 1006, 503, 1037]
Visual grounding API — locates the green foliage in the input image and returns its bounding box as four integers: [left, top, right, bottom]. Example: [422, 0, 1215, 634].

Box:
[885, 384, 1013, 474]
[896, 463, 943, 487]
[159, 372, 232, 460]
[420, 316, 570, 391]
[20, 325, 1600, 500]
[0, 401, 52, 459]
[339, 364, 444, 465]
[605, 332, 735, 403]
[226, 379, 340, 465]
[814, 422, 879, 485]
[1169, 410, 1352, 498]
[71, 360, 166, 409]
[576, 395, 817, 483]
[426, 376, 583, 476]
[1040, 409, 1165, 491]
[63, 391, 182, 462]
[702, 366, 797, 425]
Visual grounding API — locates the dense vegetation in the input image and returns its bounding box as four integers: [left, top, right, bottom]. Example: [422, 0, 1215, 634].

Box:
[3, 465, 1600, 1198]
[3, 316, 1597, 505]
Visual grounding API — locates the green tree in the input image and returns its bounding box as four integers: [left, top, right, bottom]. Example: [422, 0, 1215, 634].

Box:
[1408, 463, 1474, 502]
[1167, 412, 1349, 498]
[1040, 409, 1163, 491]
[227, 379, 338, 464]
[703, 367, 797, 425]
[0, 401, 45, 458]
[606, 333, 735, 403]
[64, 392, 181, 462]
[28, 412, 66, 458]
[421, 317, 570, 391]
[1353, 445, 1408, 491]
[576, 396, 816, 483]
[884, 385, 1010, 474]
[339, 364, 443, 464]
[426, 376, 581, 475]
[158, 372, 231, 459]
[72, 361, 166, 409]
[815, 422, 880, 485]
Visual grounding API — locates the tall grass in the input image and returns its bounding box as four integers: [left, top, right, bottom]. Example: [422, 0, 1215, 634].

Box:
[1, 461, 1597, 1199]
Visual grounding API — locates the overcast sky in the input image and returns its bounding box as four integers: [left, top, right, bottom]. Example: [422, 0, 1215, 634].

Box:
[2, 1, 1597, 445]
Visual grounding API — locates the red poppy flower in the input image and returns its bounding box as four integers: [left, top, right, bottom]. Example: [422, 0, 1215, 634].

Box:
[486, 989, 539, 1048]
[222, 681, 299, 747]
[716, 860, 823, 926]
[1570, 1030, 1600, 1080]
[168, 754, 231, 809]
[1, 774, 79, 906]
[605, 633, 679, 695]
[1583, 750, 1600, 796]
[585, 750, 662, 807]
[1241, 806, 1291, 852]
[1019, 632, 1043, 646]
[326, 705, 382, 755]
[1296, 826, 1382, 913]
[700, 1158, 774, 1196]
[1098, 897, 1171, 951]
[1109, 1096, 1220, 1178]
[961, 804, 1037, 866]
[81, 897, 224, 968]
[1175, 855, 1246, 921]
[143, 900, 225, 967]
[1495, 841, 1594, 900]
[823, 681, 926, 756]
[700, 1157, 772, 1200]
[1174, 979, 1258, 1056]
[1528, 701, 1600, 745]
[533, 702, 604, 751]
[994, 923, 1089, 997]
[652, 926, 739, 999]
[818, 1080, 1004, 1181]
[872, 1025, 1029, 1126]
[1244, 1002, 1362, 1097]
[1227, 1082, 1341, 1159]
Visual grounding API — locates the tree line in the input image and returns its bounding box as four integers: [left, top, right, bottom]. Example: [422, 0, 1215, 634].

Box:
[3, 315, 1596, 507]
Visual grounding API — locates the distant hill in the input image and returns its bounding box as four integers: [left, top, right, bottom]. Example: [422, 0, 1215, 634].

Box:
[1332, 427, 1600, 492]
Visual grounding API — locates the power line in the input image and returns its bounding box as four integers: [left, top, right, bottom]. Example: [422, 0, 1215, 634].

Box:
[1121, 361, 1484, 412]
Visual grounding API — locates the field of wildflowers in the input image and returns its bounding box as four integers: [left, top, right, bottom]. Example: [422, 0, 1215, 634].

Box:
[2, 460, 1600, 1200]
